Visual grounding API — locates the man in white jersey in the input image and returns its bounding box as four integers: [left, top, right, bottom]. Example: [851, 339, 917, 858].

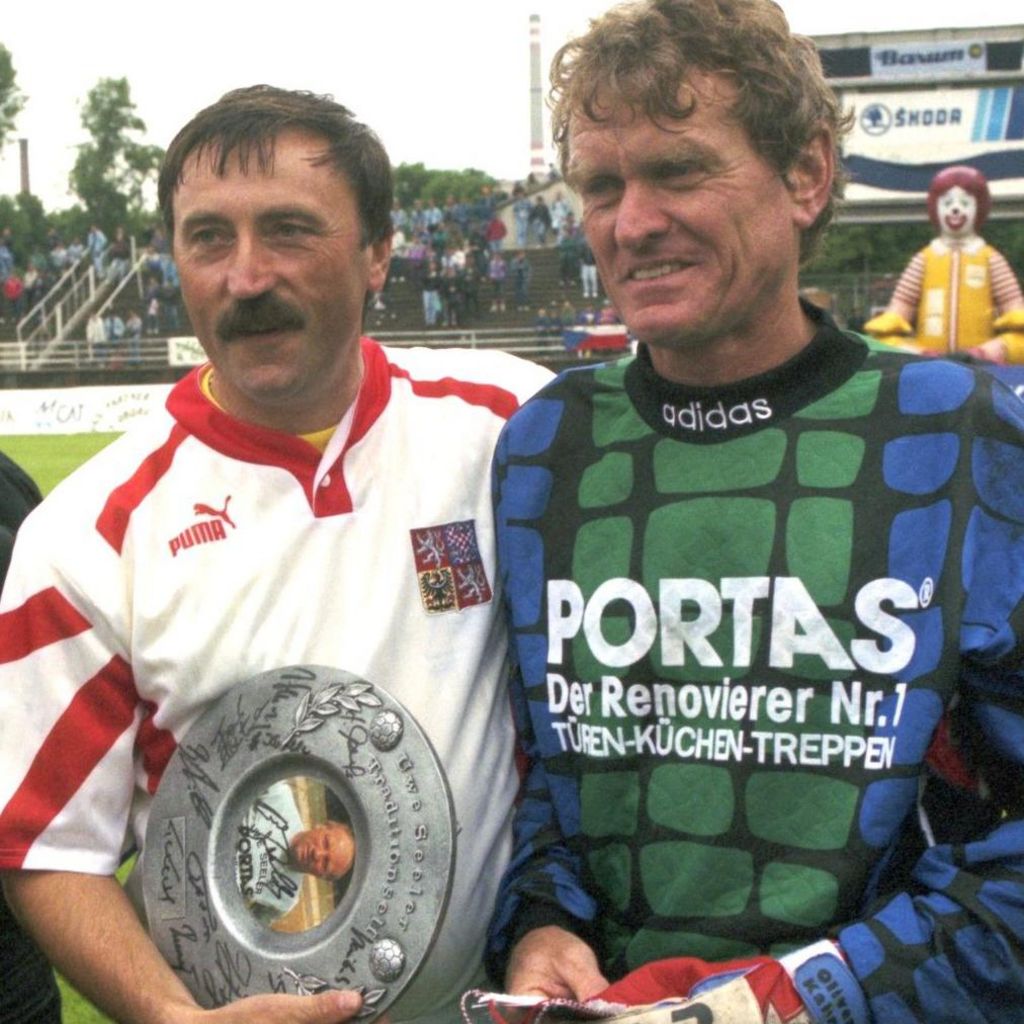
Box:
[0, 86, 550, 1024]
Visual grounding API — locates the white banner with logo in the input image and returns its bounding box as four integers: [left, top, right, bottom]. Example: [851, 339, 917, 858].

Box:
[0, 383, 172, 435]
[869, 41, 988, 81]
[168, 335, 206, 367]
[841, 84, 1024, 200]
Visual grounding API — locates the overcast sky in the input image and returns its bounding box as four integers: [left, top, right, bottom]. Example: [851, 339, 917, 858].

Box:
[0, 0, 1020, 210]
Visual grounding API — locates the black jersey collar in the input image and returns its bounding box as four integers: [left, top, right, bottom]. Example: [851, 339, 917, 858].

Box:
[623, 304, 869, 443]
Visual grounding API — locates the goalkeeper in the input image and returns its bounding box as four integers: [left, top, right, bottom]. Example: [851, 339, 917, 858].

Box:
[486, 1, 1024, 1022]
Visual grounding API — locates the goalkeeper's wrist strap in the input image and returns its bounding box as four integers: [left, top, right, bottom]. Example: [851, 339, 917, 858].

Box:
[779, 941, 869, 1024]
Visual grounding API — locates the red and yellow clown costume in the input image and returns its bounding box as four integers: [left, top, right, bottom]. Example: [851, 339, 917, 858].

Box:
[865, 165, 1024, 362]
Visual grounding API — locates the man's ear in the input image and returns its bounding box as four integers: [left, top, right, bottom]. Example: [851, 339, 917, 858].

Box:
[367, 233, 393, 293]
[785, 130, 834, 230]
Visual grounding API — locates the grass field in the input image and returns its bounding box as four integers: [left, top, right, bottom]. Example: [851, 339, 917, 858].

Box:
[3, 433, 123, 1024]
[3, 433, 121, 496]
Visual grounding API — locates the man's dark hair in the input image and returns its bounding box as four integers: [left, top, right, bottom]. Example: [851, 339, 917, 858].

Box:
[158, 85, 393, 246]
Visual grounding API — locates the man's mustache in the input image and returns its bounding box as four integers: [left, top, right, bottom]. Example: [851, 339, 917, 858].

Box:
[216, 293, 306, 341]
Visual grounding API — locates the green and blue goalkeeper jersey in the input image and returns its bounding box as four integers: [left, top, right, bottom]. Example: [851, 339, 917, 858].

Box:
[488, 307, 1024, 1022]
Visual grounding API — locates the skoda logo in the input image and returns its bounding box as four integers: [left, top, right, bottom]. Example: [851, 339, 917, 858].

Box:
[860, 104, 892, 136]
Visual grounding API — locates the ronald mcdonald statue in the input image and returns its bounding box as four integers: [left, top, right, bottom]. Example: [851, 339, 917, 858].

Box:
[864, 165, 1024, 362]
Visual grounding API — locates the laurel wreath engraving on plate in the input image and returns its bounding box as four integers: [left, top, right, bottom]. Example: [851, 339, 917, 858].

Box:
[143, 666, 454, 1022]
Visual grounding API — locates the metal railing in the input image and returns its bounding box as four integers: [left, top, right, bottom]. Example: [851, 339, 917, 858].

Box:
[373, 326, 570, 359]
[15, 254, 99, 354]
[7, 240, 150, 370]
[0, 326, 574, 374]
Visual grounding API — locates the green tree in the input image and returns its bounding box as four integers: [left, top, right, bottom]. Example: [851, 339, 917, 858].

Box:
[0, 192, 48, 266]
[0, 43, 26, 151]
[48, 205, 93, 250]
[812, 222, 934, 275]
[69, 77, 163, 234]
[393, 162, 498, 208]
[812, 219, 1024, 279]
[986, 221, 1024, 274]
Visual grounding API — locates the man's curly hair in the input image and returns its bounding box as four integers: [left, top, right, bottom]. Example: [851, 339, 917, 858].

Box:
[550, 0, 852, 261]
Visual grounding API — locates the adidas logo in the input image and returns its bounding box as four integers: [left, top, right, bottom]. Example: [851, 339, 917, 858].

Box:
[169, 496, 235, 557]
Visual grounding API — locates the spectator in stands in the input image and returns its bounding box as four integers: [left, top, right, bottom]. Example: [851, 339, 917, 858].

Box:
[160, 278, 182, 330]
[449, 195, 471, 236]
[488, 250, 508, 312]
[86, 312, 107, 363]
[580, 238, 599, 299]
[149, 224, 169, 256]
[146, 292, 161, 335]
[441, 265, 465, 327]
[476, 184, 498, 221]
[1, 269, 24, 323]
[66, 238, 85, 266]
[102, 312, 125, 366]
[462, 262, 482, 321]
[426, 199, 444, 230]
[106, 227, 131, 283]
[551, 191, 572, 237]
[442, 194, 458, 227]
[390, 198, 409, 233]
[534, 306, 559, 339]
[0, 238, 13, 282]
[53, 238, 71, 270]
[22, 266, 44, 311]
[48, 241, 69, 274]
[512, 186, 532, 248]
[125, 311, 143, 364]
[86, 224, 107, 276]
[144, 281, 161, 336]
[485, 212, 507, 254]
[389, 224, 409, 283]
[29, 249, 49, 276]
[422, 257, 443, 327]
[425, 225, 445, 268]
[558, 296, 577, 327]
[447, 245, 469, 281]
[142, 243, 164, 280]
[511, 250, 532, 311]
[406, 232, 429, 287]
[558, 217, 582, 288]
[529, 195, 552, 246]
[466, 237, 488, 278]
[161, 253, 180, 289]
[409, 198, 428, 234]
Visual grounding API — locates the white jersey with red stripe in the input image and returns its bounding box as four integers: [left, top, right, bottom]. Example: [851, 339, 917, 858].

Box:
[0, 338, 551, 1022]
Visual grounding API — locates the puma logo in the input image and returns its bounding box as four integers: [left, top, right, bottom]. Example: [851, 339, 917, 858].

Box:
[193, 496, 235, 529]
[168, 497, 237, 557]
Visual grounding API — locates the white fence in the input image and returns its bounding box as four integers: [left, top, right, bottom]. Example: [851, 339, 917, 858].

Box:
[0, 328, 566, 374]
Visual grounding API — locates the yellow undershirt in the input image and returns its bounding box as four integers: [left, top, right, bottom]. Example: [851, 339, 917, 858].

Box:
[199, 366, 336, 453]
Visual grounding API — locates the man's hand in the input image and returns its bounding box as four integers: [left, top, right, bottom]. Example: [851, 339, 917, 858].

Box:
[208, 990, 372, 1024]
[2, 871, 370, 1024]
[505, 925, 609, 1001]
[192, 989, 364, 1024]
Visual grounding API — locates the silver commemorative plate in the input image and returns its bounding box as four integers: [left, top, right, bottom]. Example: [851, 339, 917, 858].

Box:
[143, 665, 455, 1020]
